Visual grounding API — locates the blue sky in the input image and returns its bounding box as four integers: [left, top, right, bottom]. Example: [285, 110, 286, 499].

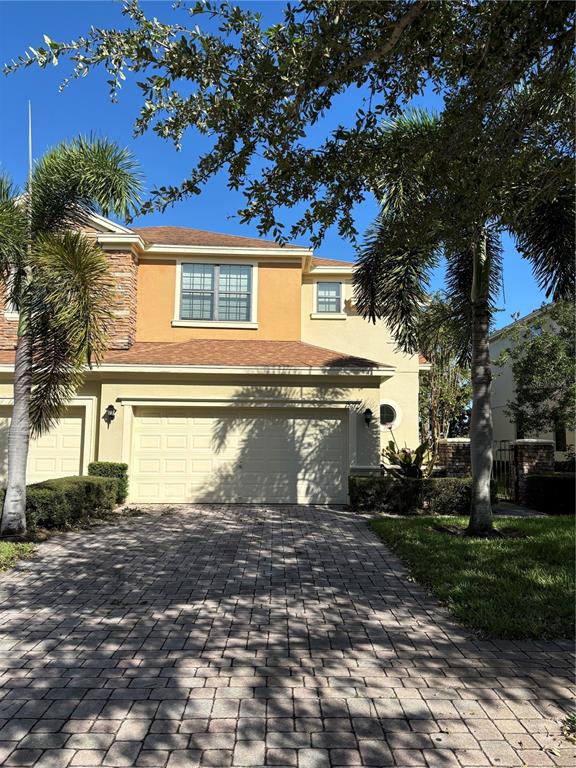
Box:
[0, 0, 547, 328]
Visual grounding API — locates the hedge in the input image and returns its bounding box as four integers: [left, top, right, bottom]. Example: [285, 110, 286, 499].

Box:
[88, 462, 129, 504]
[525, 473, 575, 515]
[0, 475, 118, 531]
[349, 475, 497, 515]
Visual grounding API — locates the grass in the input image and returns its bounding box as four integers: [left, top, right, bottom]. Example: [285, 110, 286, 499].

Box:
[0, 540, 35, 571]
[370, 515, 575, 639]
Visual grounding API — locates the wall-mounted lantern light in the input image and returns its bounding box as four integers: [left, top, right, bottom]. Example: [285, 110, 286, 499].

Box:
[103, 404, 117, 428]
[363, 408, 373, 426]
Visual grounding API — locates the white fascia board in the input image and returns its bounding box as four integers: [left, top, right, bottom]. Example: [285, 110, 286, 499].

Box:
[0, 362, 394, 376]
[309, 265, 355, 275]
[87, 212, 134, 234]
[96, 233, 146, 248]
[419, 361, 432, 371]
[142, 244, 313, 258]
[93, 363, 395, 377]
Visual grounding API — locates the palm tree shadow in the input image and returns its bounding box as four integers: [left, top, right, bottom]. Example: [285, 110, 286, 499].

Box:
[194, 384, 376, 505]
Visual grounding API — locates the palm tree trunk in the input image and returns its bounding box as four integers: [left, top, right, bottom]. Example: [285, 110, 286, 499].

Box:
[468, 232, 494, 535]
[0, 330, 32, 537]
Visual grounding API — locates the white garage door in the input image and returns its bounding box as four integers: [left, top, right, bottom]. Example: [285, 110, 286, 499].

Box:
[0, 406, 85, 484]
[130, 407, 348, 504]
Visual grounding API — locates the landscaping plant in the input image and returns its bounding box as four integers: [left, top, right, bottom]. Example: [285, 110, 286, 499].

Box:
[0, 138, 141, 537]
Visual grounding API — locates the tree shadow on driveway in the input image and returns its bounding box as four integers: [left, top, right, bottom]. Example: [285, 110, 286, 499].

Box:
[0, 505, 573, 767]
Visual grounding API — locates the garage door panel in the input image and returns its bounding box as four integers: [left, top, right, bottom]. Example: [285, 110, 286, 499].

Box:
[0, 406, 84, 484]
[131, 407, 348, 504]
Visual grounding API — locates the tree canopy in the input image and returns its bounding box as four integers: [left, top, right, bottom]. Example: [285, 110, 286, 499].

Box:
[7, 0, 575, 245]
[497, 301, 576, 440]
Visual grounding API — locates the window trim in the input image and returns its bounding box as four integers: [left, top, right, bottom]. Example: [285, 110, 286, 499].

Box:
[313, 280, 345, 317]
[172, 258, 259, 329]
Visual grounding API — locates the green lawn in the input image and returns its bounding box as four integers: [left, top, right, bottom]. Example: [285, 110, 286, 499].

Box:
[0, 540, 35, 571]
[371, 516, 575, 639]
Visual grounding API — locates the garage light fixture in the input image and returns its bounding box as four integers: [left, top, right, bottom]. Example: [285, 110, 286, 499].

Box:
[103, 404, 117, 428]
[363, 408, 373, 426]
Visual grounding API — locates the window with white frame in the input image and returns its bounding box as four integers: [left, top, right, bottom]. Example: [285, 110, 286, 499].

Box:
[316, 282, 342, 313]
[180, 263, 253, 322]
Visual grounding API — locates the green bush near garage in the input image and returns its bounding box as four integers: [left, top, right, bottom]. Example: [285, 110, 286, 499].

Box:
[525, 473, 575, 515]
[349, 474, 496, 515]
[88, 461, 129, 504]
[348, 474, 422, 514]
[0, 475, 119, 532]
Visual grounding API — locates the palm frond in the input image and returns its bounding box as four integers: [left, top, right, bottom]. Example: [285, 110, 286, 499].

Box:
[30, 135, 143, 236]
[445, 227, 503, 363]
[354, 211, 439, 354]
[512, 183, 575, 301]
[0, 174, 28, 299]
[28, 231, 114, 435]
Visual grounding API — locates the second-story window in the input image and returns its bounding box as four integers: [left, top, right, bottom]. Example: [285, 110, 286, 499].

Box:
[180, 263, 252, 322]
[316, 282, 342, 313]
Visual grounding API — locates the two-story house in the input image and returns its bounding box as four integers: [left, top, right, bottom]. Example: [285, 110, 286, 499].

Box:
[0, 215, 423, 505]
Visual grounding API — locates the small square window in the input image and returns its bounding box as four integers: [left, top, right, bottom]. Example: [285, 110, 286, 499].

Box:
[316, 282, 342, 313]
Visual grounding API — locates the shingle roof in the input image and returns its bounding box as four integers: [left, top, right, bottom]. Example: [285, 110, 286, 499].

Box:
[312, 257, 354, 268]
[102, 339, 382, 369]
[133, 226, 303, 250]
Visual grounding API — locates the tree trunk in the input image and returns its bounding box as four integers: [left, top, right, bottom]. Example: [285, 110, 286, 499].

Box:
[0, 330, 32, 537]
[468, 233, 494, 535]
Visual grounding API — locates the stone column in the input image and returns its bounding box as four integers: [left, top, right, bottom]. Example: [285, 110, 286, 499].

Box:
[437, 438, 471, 477]
[514, 439, 555, 505]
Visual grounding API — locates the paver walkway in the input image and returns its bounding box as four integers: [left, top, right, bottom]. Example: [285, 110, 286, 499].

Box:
[0, 505, 573, 768]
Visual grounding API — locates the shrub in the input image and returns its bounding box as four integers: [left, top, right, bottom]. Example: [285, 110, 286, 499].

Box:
[525, 473, 575, 515]
[349, 475, 422, 514]
[0, 476, 119, 532]
[421, 477, 471, 515]
[88, 462, 129, 504]
[349, 474, 497, 515]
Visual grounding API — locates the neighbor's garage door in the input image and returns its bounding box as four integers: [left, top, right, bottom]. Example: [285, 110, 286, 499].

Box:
[130, 407, 348, 504]
[0, 406, 84, 484]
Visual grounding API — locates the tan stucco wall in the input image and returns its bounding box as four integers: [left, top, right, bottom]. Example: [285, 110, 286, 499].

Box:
[301, 277, 420, 448]
[96, 375, 382, 468]
[136, 259, 302, 341]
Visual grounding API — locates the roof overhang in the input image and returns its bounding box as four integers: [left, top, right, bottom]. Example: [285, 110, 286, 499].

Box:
[0, 363, 395, 378]
[308, 265, 355, 275]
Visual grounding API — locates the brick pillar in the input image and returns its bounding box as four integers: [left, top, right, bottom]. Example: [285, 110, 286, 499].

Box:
[106, 249, 138, 350]
[0, 284, 18, 350]
[437, 438, 471, 477]
[514, 439, 555, 505]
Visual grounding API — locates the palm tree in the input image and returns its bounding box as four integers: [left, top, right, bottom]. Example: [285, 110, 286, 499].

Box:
[354, 111, 574, 535]
[0, 137, 141, 537]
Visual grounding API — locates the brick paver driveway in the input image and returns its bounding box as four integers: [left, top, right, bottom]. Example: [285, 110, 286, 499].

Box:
[0, 506, 574, 768]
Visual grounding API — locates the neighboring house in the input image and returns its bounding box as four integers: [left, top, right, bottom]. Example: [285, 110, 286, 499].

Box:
[0, 215, 424, 504]
[490, 307, 575, 457]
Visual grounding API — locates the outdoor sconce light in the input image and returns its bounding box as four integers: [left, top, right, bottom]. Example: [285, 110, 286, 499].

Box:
[363, 408, 373, 426]
[103, 404, 117, 429]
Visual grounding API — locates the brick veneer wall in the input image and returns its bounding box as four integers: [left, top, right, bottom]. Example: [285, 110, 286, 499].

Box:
[437, 438, 471, 477]
[0, 247, 138, 351]
[106, 249, 138, 350]
[0, 286, 18, 350]
[514, 439, 555, 505]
